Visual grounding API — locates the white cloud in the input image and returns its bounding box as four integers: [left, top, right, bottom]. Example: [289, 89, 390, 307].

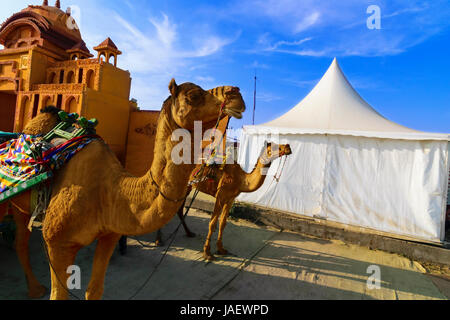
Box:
[228, 0, 450, 58]
[195, 76, 214, 82]
[265, 37, 312, 51]
[149, 13, 177, 48]
[87, 9, 237, 108]
[0, 1, 240, 109]
[257, 91, 282, 102]
[294, 11, 321, 33]
[248, 60, 270, 69]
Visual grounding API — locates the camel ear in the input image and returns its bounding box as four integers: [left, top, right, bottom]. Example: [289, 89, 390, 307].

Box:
[169, 78, 178, 96]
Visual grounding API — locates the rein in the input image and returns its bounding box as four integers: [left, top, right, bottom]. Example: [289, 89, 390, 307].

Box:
[190, 97, 229, 182]
[149, 94, 230, 202]
[127, 95, 231, 299]
[259, 152, 289, 207]
[149, 170, 187, 203]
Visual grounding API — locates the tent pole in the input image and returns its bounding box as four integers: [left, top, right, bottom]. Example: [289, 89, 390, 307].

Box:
[253, 71, 257, 125]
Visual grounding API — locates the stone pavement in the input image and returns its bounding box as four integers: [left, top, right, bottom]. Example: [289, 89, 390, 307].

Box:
[0, 208, 448, 300]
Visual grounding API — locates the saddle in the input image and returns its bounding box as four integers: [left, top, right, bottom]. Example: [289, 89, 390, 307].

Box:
[0, 112, 98, 230]
[0, 112, 98, 204]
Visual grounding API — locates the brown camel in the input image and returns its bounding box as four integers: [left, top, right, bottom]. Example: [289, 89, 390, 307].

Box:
[41, 79, 245, 300]
[0, 106, 62, 298]
[179, 142, 292, 261]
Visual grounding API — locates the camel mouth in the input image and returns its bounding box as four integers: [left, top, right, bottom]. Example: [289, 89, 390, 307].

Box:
[224, 108, 243, 119]
[284, 144, 292, 155]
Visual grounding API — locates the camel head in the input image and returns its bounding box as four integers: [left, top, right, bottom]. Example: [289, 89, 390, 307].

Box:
[168, 79, 245, 131]
[261, 142, 292, 163]
[22, 106, 61, 136]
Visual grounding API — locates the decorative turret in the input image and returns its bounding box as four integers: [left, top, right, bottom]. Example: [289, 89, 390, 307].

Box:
[43, 0, 48, 6]
[93, 37, 122, 67]
[67, 40, 94, 60]
[55, 0, 61, 9]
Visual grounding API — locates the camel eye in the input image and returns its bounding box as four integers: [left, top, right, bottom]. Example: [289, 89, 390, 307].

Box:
[187, 91, 203, 105]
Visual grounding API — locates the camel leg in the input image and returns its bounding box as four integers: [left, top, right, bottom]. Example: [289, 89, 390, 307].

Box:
[155, 201, 195, 247]
[12, 211, 47, 298]
[177, 199, 196, 237]
[155, 229, 164, 246]
[85, 233, 121, 300]
[46, 243, 80, 300]
[216, 199, 234, 256]
[203, 199, 223, 261]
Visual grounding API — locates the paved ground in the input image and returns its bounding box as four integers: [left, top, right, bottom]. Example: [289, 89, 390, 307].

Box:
[0, 209, 448, 300]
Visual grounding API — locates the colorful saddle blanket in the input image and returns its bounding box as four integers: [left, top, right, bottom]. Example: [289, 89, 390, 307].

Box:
[0, 134, 98, 203]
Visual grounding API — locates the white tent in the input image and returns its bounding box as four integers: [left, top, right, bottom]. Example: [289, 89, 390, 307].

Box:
[237, 58, 450, 243]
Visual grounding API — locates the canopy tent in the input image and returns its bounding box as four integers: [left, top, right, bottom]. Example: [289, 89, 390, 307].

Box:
[237, 58, 450, 243]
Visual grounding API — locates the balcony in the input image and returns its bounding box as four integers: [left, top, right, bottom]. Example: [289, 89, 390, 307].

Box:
[32, 83, 86, 92]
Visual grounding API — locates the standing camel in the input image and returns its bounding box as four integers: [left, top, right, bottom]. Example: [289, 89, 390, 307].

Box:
[41, 79, 245, 300]
[0, 106, 62, 298]
[163, 142, 292, 261]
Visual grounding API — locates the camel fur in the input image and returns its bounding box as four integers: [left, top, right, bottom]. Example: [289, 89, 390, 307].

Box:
[41, 79, 245, 300]
[0, 106, 61, 298]
[184, 142, 292, 260]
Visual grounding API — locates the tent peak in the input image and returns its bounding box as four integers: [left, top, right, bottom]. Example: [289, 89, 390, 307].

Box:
[259, 58, 425, 136]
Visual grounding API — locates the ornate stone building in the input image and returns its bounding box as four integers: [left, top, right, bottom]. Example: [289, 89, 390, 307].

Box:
[0, 1, 132, 162]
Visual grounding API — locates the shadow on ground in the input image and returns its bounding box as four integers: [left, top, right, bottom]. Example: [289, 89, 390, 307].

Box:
[0, 210, 446, 300]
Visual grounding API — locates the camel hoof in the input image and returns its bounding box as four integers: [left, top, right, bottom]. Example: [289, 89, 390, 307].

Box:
[203, 252, 216, 261]
[28, 284, 47, 299]
[186, 231, 196, 238]
[217, 248, 229, 256]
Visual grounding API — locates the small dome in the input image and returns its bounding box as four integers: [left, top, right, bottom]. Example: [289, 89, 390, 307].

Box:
[0, 3, 83, 49]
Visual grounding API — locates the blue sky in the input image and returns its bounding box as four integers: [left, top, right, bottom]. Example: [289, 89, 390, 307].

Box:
[2, 1, 450, 133]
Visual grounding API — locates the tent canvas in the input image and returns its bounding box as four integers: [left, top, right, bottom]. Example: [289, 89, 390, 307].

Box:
[237, 58, 449, 243]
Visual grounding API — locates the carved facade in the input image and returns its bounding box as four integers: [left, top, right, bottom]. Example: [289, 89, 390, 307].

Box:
[0, 2, 132, 162]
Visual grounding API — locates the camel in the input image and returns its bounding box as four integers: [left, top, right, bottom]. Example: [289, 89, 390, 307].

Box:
[40, 79, 245, 300]
[160, 142, 292, 261]
[0, 106, 62, 298]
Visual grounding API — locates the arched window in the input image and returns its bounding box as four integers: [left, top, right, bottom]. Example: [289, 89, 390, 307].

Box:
[17, 41, 28, 48]
[65, 96, 78, 114]
[42, 96, 52, 109]
[48, 72, 56, 84]
[66, 71, 75, 84]
[20, 96, 31, 130]
[86, 69, 95, 89]
[107, 54, 114, 64]
[99, 52, 106, 63]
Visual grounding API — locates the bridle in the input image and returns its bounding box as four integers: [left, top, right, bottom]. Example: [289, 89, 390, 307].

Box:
[150, 89, 233, 202]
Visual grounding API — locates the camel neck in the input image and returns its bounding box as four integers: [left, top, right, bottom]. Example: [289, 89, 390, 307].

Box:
[119, 106, 196, 235]
[241, 156, 272, 193]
